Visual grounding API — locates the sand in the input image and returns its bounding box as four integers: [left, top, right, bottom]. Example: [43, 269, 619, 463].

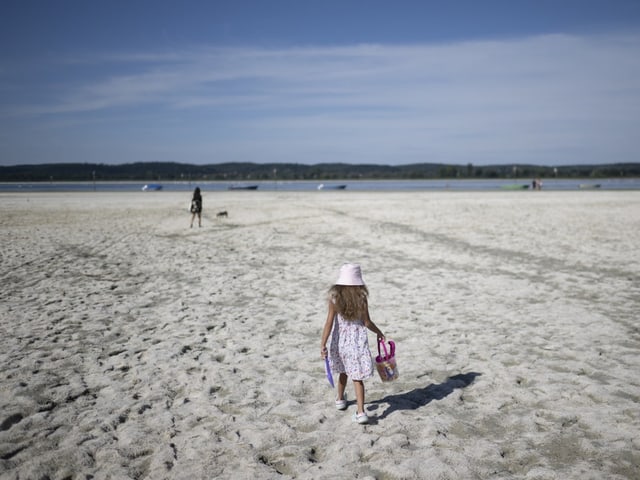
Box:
[0, 190, 639, 480]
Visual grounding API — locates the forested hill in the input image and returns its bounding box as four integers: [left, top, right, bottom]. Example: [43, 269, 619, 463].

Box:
[1, 162, 638, 182]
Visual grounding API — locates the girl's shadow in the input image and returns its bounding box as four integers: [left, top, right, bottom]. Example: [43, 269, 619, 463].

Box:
[367, 372, 481, 420]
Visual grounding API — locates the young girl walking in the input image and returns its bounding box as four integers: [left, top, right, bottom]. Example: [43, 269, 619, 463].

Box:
[320, 263, 385, 424]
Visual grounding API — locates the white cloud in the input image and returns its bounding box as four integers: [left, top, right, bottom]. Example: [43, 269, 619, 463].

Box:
[2, 33, 639, 164]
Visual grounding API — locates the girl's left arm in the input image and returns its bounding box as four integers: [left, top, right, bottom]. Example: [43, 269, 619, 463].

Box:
[363, 307, 385, 342]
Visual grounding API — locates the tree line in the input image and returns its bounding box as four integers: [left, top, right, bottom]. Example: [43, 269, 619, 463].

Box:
[1, 161, 638, 182]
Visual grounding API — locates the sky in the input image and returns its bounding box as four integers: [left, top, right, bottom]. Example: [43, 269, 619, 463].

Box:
[1, 1, 640, 167]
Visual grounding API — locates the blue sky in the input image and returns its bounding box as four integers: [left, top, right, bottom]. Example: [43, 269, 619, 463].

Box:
[1, 1, 639, 166]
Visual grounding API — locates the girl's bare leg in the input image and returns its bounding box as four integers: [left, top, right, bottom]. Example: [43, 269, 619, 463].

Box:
[353, 380, 365, 413]
[337, 373, 348, 400]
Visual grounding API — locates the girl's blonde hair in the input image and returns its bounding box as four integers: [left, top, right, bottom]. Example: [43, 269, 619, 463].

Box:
[329, 284, 369, 320]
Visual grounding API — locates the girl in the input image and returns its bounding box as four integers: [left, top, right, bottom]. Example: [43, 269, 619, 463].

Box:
[320, 263, 385, 424]
[190, 187, 202, 228]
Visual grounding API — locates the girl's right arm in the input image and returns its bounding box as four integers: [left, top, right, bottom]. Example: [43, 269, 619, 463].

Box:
[320, 301, 336, 358]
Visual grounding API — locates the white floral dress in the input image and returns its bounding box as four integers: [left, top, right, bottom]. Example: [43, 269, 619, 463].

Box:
[329, 313, 374, 381]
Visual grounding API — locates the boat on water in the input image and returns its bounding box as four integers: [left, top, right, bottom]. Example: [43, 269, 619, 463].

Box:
[228, 184, 259, 190]
[142, 184, 163, 191]
[579, 184, 601, 189]
[501, 184, 529, 190]
[317, 184, 347, 190]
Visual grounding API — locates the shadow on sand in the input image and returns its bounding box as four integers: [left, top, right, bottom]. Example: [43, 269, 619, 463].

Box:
[367, 372, 482, 420]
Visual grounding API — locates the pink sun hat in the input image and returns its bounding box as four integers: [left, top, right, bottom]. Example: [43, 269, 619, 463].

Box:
[335, 263, 365, 286]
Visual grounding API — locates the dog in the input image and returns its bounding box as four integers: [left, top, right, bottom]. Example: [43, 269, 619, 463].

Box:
[216, 211, 228, 218]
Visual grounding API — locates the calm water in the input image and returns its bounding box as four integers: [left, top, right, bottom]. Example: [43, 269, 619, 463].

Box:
[1, 178, 639, 193]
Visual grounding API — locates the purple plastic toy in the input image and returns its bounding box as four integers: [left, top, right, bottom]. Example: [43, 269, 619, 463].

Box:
[324, 357, 334, 388]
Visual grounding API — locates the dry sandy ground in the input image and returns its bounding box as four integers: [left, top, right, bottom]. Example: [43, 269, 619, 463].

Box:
[1, 190, 639, 480]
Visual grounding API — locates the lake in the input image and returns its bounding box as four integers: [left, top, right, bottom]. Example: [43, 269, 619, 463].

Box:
[1, 178, 639, 193]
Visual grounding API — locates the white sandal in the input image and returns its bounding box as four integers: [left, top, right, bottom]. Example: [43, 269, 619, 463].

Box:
[335, 393, 347, 410]
[353, 412, 369, 424]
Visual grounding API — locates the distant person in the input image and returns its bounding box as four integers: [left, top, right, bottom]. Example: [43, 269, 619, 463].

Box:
[190, 187, 202, 228]
[532, 179, 537, 190]
[320, 263, 386, 425]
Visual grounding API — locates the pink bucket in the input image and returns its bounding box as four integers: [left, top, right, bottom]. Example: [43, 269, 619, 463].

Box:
[375, 339, 399, 382]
